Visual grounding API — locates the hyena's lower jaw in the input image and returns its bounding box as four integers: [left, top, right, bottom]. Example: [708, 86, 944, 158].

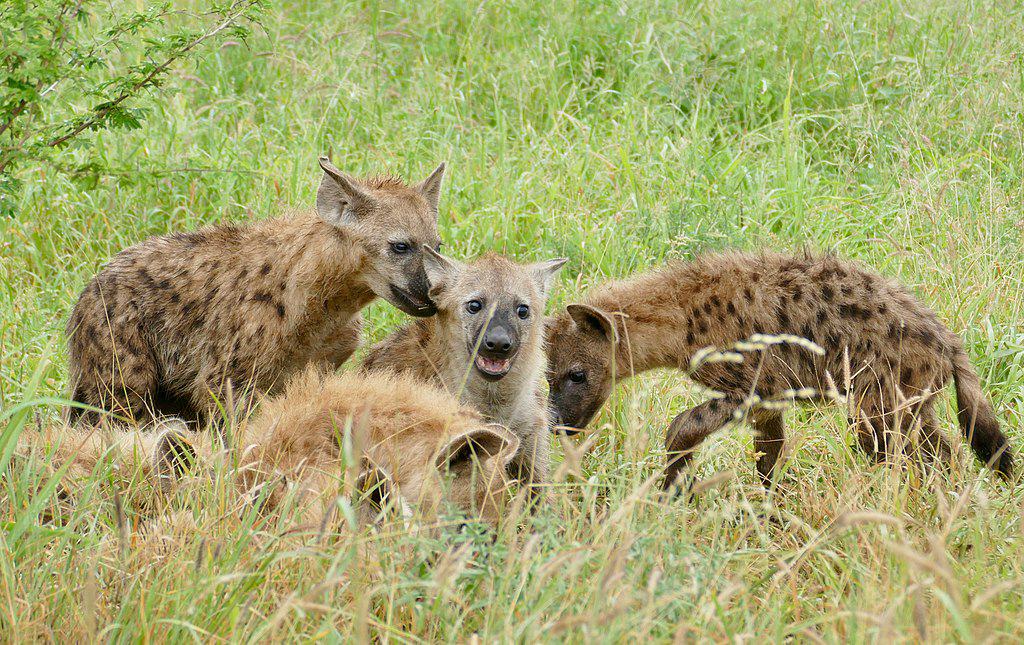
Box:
[474, 355, 513, 381]
[387, 284, 438, 317]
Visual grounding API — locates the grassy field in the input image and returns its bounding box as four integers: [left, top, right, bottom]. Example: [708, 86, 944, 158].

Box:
[3, 0, 1024, 640]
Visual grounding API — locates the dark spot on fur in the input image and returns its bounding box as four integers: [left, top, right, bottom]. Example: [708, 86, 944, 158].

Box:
[703, 302, 712, 315]
[261, 263, 271, 276]
[211, 260, 221, 271]
[877, 303, 887, 315]
[822, 285, 834, 301]
[726, 302, 736, 315]
[841, 285, 853, 297]
[710, 296, 721, 308]
[888, 322, 903, 340]
[252, 292, 272, 303]
[170, 292, 180, 304]
[276, 304, 286, 318]
[170, 231, 206, 246]
[916, 327, 936, 346]
[826, 332, 841, 349]
[901, 366, 914, 383]
[698, 321, 709, 334]
[791, 286, 803, 303]
[744, 288, 754, 302]
[693, 409, 704, 423]
[279, 281, 287, 292]
[816, 309, 828, 325]
[686, 330, 695, 345]
[778, 310, 790, 329]
[801, 324, 815, 342]
[709, 400, 720, 412]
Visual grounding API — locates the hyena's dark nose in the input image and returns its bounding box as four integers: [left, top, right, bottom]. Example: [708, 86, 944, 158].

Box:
[482, 325, 515, 356]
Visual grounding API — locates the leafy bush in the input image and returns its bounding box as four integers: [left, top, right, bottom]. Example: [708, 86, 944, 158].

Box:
[0, 0, 265, 214]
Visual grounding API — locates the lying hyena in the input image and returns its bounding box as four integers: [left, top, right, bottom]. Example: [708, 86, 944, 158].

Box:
[545, 251, 1013, 488]
[66, 157, 446, 426]
[362, 248, 567, 490]
[21, 368, 519, 528]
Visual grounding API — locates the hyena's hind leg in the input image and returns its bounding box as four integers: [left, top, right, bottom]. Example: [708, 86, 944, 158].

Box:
[751, 409, 786, 488]
[663, 397, 741, 490]
[68, 327, 159, 426]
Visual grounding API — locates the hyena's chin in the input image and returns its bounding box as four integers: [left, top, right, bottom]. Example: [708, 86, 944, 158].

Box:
[473, 354, 515, 381]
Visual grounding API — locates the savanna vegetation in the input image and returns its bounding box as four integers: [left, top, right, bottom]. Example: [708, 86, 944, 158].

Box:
[2, 0, 1023, 640]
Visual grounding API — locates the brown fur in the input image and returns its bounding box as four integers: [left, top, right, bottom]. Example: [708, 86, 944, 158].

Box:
[545, 251, 1013, 487]
[20, 369, 518, 529]
[66, 158, 446, 426]
[362, 250, 566, 490]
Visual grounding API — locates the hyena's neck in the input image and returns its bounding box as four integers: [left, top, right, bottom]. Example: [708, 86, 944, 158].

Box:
[589, 264, 712, 377]
[273, 213, 376, 324]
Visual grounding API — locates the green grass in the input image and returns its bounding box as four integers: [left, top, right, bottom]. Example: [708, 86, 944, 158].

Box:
[3, 0, 1024, 640]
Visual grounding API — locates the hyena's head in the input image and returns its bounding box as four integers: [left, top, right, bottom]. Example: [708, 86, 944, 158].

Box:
[545, 303, 620, 433]
[422, 249, 567, 382]
[316, 157, 445, 317]
[364, 423, 520, 527]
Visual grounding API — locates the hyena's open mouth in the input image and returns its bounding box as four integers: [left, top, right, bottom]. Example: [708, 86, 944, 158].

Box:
[474, 354, 514, 381]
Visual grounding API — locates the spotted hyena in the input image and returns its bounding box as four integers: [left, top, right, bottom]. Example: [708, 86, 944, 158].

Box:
[66, 157, 446, 426]
[362, 248, 567, 490]
[545, 251, 1013, 488]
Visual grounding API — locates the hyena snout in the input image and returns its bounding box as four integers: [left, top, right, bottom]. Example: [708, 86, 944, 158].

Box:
[481, 320, 517, 357]
[389, 263, 438, 318]
[472, 318, 519, 381]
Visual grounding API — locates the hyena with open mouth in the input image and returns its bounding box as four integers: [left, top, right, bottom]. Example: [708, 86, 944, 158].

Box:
[545, 251, 1013, 488]
[362, 249, 566, 490]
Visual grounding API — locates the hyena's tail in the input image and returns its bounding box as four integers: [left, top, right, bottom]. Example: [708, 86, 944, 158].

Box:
[951, 348, 1013, 478]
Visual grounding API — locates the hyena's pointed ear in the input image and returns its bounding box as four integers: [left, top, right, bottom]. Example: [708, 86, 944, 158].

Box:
[316, 156, 373, 228]
[566, 303, 619, 345]
[435, 424, 520, 471]
[416, 162, 446, 213]
[421, 245, 463, 295]
[529, 257, 569, 297]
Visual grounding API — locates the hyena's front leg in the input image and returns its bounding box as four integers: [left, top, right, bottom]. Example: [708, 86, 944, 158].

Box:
[751, 409, 786, 488]
[663, 398, 740, 490]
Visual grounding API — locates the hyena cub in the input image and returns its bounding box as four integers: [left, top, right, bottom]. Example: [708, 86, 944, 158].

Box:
[67, 157, 446, 425]
[22, 369, 519, 528]
[545, 251, 1013, 488]
[362, 249, 567, 489]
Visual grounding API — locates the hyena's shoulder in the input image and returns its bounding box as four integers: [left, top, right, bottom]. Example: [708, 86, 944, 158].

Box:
[361, 320, 437, 379]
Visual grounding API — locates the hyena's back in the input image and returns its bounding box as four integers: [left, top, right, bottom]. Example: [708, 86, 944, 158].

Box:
[672, 251, 1010, 473]
[66, 224, 360, 425]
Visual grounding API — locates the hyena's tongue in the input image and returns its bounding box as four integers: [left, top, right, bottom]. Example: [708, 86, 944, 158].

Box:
[475, 355, 512, 376]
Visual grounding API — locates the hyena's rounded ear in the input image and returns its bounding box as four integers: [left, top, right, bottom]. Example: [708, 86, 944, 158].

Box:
[421, 245, 463, 295]
[354, 461, 400, 523]
[566, 303, 619, 345]
[529, 258, 569, 298]
[316, 156, 373, 228]
[151, 424, 198, 489]
[416, 162, 446, 213]
[435, 424, 520, 471]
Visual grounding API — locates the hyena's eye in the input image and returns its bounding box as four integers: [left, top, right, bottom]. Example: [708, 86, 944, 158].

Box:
[568, 370, 586, 384]
[389, 241, 412, 255]
[516, 304, 530, 319]
[465, 300, 483, 314]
